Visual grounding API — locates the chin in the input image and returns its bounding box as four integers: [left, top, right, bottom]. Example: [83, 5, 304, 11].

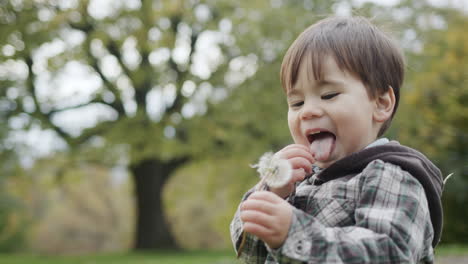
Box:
[315, 160, 333, 169]
[316, 152, 344, 168]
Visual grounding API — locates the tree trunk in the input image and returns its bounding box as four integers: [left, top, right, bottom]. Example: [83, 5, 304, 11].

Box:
[130, 157, 187, 250]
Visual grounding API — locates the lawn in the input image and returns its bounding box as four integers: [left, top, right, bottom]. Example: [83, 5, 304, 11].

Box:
[0, 250, 239, 264]
[0, 245, 467, 264]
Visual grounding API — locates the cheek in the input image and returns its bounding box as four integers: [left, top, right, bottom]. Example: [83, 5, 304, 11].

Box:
[287, 111, 300, 139]
[333, 109, 362, 138]
[335, 108, 374, 148]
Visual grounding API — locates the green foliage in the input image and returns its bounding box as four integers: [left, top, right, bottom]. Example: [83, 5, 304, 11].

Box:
[0, 0, 244, 161]
[0, 191, 26, 252]
[0, 114, 27, 252]
[0, 174, 26, 252]
[13, 152, 133, 255]
[393, 9, 468, 244]
[164, 156, 260, 249]
[0, 251, 239, 264]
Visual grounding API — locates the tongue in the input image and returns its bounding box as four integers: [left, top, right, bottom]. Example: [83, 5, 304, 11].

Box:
[310, 133, 335, 162]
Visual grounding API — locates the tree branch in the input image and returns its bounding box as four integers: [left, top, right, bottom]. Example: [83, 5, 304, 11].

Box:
[107, 40, 135, 81]
[165, 23, 200, 116]
[84, 42, 126, 116]
[24, 53, 122, 147]
[48, 98, 111, 115]
[73, 120, 115, 146]
[24, 56, 73, 145]
[67, 4, 126, 117]
[129, 0, 157, 110]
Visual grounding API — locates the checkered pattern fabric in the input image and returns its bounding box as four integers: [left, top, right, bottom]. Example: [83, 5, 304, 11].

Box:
[230, 160, 435, 263]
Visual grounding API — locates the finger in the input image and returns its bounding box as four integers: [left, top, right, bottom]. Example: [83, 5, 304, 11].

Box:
[241, 199, 276, 215]
[240, 210, 274, 229]
[291, 168, 307, 182]
[248, 191, 284, 204]
[242, 222, 274, 240]
[289, 157, 313, 173]
[277, 147, 314, 164]
[278, 145, 312, 157]
[279, 144, 311, 154]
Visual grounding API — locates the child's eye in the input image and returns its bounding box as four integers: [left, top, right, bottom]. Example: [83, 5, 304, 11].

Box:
[321, 92, 340, 100]
[290, 101, 304, 107]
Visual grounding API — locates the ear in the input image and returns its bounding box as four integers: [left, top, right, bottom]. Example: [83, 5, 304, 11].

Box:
[373, 86, 396, 123]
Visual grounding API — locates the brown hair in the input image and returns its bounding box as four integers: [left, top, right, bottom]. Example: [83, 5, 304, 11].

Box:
[280, 16, 404, 136]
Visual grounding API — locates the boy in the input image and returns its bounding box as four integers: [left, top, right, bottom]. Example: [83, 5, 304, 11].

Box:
[230, 16, 443, 263]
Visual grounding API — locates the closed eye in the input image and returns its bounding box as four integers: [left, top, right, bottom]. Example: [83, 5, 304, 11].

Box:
[290, 101, 304, 107]
[321, 92, 339, 100]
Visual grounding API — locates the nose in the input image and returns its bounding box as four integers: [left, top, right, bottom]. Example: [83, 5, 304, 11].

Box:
[300, 101, 323, 120]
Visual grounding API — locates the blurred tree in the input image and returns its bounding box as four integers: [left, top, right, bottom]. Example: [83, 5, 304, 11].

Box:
[27, 155, 133, 254]
[0, 96, 26, 252]
[0, 0, 328, 250]
[395, 8, 468, 243]
[0, 0, 349, 250]
[0, 0, 243, 250]
[0, 0, 358, 250]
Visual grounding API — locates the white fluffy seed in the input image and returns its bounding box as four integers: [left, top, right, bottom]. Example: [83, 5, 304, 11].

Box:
[251, 152, 292, 188]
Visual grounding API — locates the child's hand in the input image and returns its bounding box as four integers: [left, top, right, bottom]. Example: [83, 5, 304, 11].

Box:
[270, 144, 314, 198]
[240, 191, 293, 249]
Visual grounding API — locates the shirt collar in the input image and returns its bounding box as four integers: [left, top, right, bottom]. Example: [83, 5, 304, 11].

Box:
[365, 137, 389, 149]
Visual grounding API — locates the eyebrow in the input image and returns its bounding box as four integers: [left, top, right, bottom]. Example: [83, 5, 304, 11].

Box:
[317, 78, 344, 87]
[286, 89, 301, 97]
[287, 78, 344, 96]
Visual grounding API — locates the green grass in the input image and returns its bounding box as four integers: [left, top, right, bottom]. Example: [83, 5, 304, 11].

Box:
[0, 245, 467, 264]
[435, 244, 468, 256]
[0, 250, 239, 264]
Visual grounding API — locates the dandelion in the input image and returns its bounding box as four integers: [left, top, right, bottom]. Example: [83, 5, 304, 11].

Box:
[237, 152, 292, 258]
[251, 152, 293, 190]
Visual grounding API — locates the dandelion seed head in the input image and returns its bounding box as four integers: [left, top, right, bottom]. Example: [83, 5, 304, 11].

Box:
[251, 152, 292, 188]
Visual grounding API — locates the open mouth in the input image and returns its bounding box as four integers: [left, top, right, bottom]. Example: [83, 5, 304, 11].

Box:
[307, 131, 336, 162]
[307, 131, 335, 144]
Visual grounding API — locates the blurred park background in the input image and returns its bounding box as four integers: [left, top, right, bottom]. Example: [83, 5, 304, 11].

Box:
[0, 0, 467, 262]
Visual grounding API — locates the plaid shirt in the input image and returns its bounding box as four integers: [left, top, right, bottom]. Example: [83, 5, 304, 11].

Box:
[230, 160, 435, 263]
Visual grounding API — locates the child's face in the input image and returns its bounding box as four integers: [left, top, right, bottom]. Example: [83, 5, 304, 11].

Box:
[287, 56, 380, 168]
